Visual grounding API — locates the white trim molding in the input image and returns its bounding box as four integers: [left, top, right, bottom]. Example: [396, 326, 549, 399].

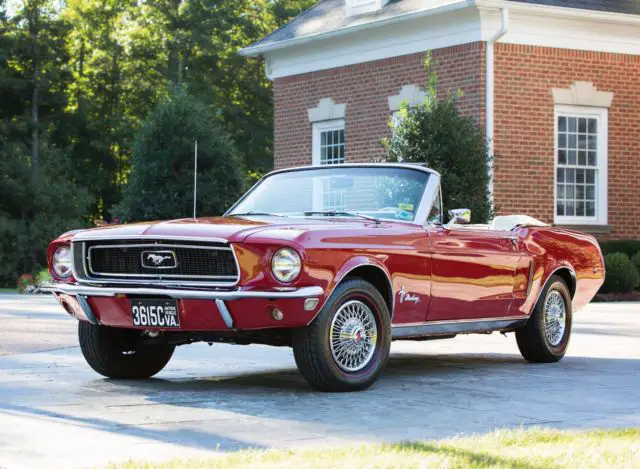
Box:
[246, 1, 640, 80]
[258, 7, 482, 79]
[308, 98, 347, 123]
[552, 81, 614, 108]
[388, 85, 427, 112]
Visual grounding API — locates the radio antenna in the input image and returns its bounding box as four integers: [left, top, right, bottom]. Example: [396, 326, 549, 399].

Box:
[193, 140, 198, 218]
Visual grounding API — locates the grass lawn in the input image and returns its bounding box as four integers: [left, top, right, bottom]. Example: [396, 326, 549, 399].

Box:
[0, 288, 17, 294]
[105, 427, 640, 469]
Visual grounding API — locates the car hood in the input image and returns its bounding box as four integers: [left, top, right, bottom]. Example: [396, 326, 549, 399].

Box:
[70, 216, 387, 244]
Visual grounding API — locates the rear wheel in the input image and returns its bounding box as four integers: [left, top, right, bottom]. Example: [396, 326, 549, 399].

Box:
[293, 278, 391, 392]
[78, 321, 174, 379]
[516, 275, 572, 363]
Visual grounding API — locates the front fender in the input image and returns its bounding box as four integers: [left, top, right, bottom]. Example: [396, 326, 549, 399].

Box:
[315, 255, 394, 316]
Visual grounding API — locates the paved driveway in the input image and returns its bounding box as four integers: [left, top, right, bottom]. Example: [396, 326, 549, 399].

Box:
[0, 293, 639, 469]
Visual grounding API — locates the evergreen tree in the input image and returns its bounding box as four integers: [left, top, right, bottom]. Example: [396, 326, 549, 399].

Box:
[115, 92, 244, 222]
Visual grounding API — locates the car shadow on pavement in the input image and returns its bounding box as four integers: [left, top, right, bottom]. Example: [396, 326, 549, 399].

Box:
[101, 353, 640, 432]
[98, 353, 529, 397]
[1, 353, 638, 453]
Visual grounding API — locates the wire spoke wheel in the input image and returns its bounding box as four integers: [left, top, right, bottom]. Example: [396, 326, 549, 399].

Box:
[544, 290, 567, 347]
[329, 300, 378, 372]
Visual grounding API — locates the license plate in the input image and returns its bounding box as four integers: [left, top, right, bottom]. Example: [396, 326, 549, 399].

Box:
[131, 299, 180, 328]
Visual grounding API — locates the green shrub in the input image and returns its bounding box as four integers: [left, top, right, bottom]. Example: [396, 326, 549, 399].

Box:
[382, 53, 490, 223]
[632, 253, 640, 286]
[598, 240, 640, 258]
[601, 253, 640, 294]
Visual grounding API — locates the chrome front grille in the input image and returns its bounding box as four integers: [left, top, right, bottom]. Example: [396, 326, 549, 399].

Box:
[72, 239, 239, 285]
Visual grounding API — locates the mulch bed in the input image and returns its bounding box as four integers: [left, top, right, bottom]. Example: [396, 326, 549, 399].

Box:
[592, 291, 640, 302]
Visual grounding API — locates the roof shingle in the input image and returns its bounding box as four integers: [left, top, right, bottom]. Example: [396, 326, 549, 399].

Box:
[243, 0, 640, 54]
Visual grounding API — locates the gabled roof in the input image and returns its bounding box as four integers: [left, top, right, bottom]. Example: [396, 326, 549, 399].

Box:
[241, 0, 640, 56]
[242, 0, 464, 55]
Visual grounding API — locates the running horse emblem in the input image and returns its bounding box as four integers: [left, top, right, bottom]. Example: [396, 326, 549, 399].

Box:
[146, 253, 172, 266]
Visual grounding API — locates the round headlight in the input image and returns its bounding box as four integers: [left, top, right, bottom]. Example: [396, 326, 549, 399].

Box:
[271, 248, 301, 283]
[53, 246, 72, 279]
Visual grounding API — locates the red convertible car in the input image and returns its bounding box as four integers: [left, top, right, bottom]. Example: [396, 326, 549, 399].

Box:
[45, 164, 605, 392]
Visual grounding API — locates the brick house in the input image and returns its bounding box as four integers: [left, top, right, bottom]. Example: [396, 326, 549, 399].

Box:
[241, 0, 640, 239]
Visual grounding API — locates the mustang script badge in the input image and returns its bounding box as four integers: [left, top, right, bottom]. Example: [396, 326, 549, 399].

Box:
[399, 286, 420, 304]
[141, 250, 178, 269]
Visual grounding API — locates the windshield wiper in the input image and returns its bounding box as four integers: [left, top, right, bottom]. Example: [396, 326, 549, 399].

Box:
[228, 211, 284, 217]
[302, 211, 381, 224]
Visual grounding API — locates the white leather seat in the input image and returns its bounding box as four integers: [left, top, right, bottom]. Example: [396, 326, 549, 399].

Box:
[489, 215, 548, 231]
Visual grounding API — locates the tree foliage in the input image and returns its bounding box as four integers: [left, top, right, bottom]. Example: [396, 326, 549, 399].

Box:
[383, 55, 491, 224]
[0, 141, 91, 284]
[0, 0, 313, 285]
[115, 92, 244, 221]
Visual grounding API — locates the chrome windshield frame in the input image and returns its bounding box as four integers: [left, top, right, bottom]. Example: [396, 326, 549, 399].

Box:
[224, 163, 441, 227]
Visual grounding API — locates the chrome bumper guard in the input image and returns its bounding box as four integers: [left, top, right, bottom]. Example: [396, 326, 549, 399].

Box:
[41, 283, 324, 301]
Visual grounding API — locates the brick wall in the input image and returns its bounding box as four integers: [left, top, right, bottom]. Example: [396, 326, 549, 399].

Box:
[273, 41, 640, 239]
[493, 43, 640, 239]
[273, 42, 485, 170]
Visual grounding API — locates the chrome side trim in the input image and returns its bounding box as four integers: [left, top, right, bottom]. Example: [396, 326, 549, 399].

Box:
[215, 300, 235, 328]
[42, 283, 324, 301]
[85, 243, 239, 280]
[392, 316, 529, 339]
[525, 261, 535, 297]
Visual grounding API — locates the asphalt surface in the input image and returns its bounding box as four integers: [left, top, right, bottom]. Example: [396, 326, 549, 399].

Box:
[0, 293, 639, 469]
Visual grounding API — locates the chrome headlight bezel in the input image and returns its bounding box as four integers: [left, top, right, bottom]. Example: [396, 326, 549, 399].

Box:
[271, 248, 302, 284]
[52, 245, 73, 279]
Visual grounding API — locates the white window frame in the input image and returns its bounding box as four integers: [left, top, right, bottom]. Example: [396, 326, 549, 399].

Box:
[311, 119, 345, 210]
[554, 105, 608, 226]
[312, 119, 345, 166]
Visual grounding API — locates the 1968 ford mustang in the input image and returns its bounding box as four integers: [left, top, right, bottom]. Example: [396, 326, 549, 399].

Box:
[45, 164, 605, 392]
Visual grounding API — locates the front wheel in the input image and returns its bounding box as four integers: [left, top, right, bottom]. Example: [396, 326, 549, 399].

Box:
[516, 275, 572, 363]
[78, 321, 175, 379]
[293, 278, 391, 392]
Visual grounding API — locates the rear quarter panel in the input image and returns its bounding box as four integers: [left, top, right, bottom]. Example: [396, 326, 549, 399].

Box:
[517, 227, 605, 315]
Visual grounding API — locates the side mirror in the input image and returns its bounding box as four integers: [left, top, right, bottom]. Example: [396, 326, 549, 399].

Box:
[447, 208, 471, 227]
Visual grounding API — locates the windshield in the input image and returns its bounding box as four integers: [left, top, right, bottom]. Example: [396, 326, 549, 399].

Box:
[228, 166, 430, 222]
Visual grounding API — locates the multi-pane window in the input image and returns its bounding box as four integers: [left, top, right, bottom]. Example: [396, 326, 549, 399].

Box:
[312, 120, 346, 210]
[319, 129, 344, 165]
[555, 107, 607, 225]
[312, 120, 345, 166]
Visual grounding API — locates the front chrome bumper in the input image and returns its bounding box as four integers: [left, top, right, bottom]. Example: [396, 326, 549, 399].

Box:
[41, 283, 324, 301]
